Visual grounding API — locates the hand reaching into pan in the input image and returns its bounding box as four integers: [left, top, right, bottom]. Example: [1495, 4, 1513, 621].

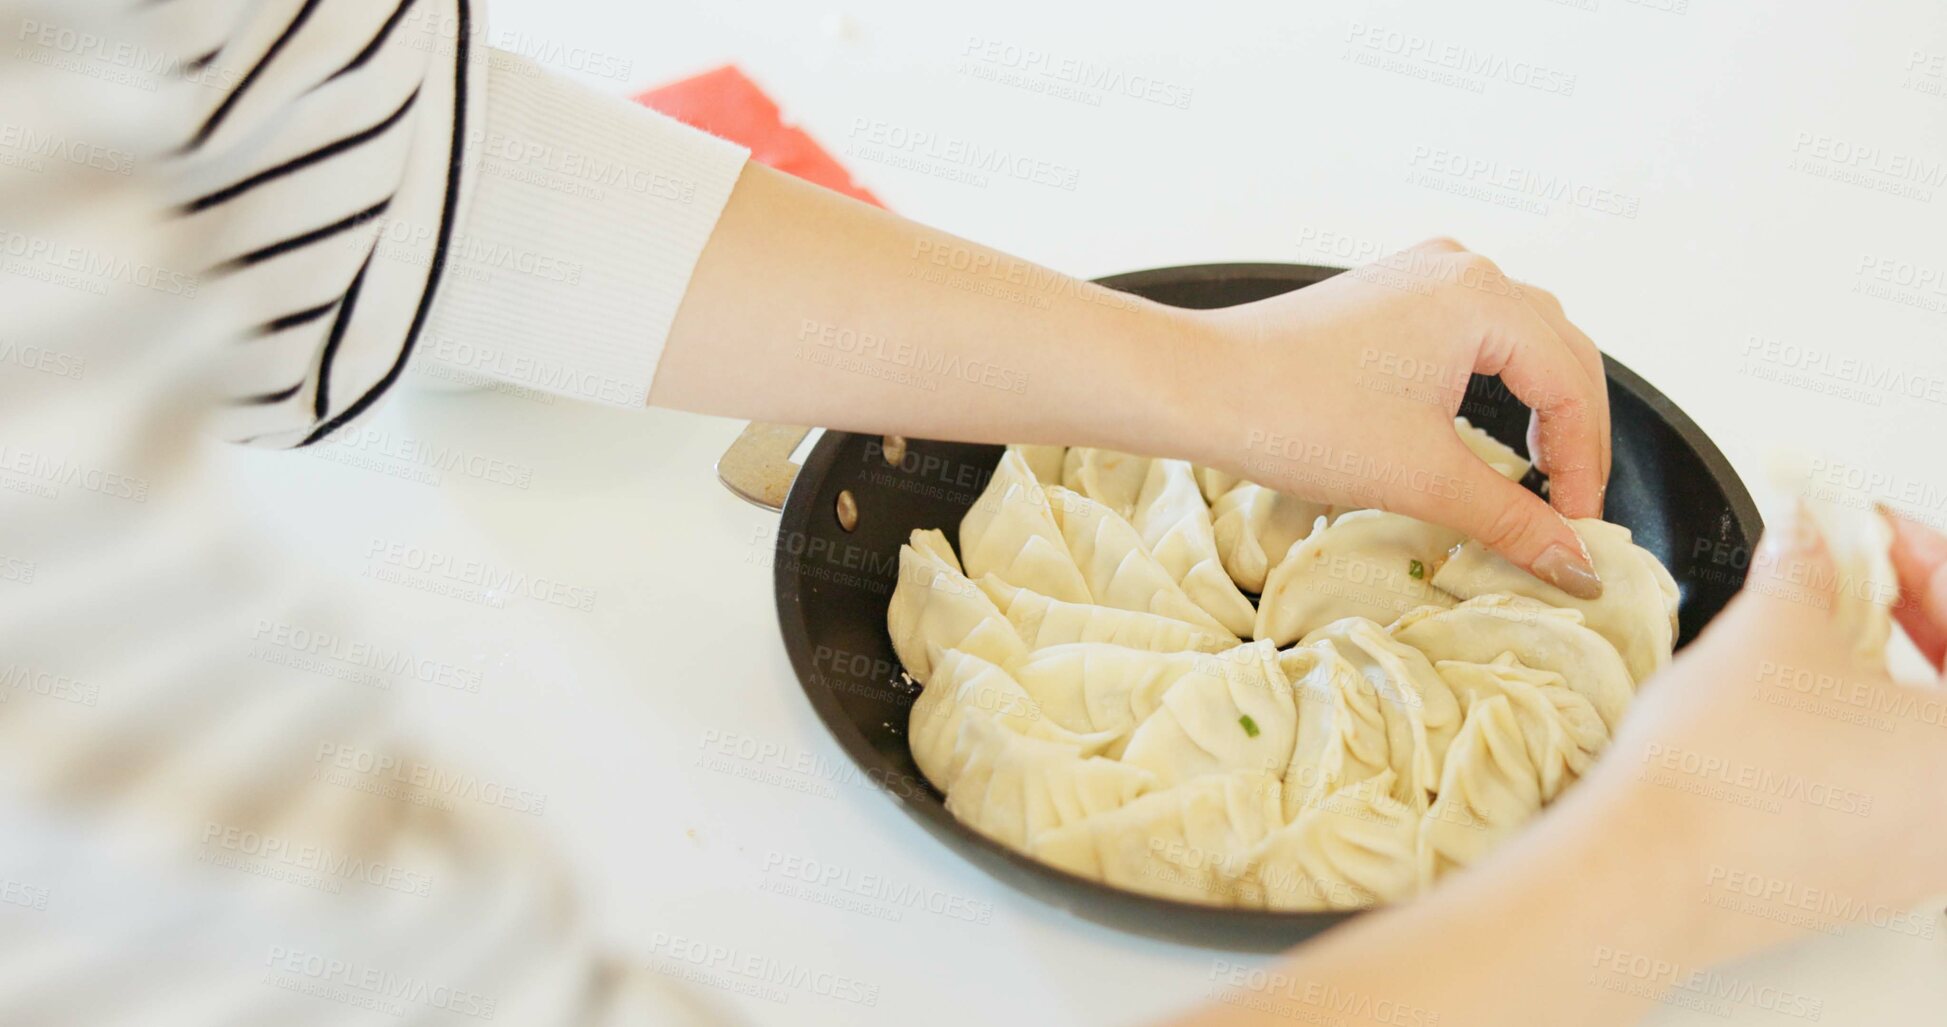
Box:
[1182, 237, 1611, 599]
[658, 164, 1613, 595]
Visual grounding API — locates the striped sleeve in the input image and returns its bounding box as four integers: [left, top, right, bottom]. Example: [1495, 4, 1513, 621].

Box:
[172, 0, 748, 447]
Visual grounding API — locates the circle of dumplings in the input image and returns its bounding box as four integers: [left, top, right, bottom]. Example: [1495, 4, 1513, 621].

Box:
[887, 425, 1678, 910]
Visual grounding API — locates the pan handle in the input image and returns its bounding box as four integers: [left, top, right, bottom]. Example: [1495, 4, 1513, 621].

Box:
[716, 421, 812, 512]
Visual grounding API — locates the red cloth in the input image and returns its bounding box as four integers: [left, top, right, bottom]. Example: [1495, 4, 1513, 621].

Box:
[637, 66, 882, 208]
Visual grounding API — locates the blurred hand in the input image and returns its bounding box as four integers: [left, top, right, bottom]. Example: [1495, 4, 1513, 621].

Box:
[1162, 509, 1943, 1027]
[1189, 238, 1612, 598]
[1587, 509, 1947, 935]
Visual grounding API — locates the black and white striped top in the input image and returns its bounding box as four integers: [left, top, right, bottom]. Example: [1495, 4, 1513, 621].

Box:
[145, 0, 748, 447]
[1, 5, 753, 1021]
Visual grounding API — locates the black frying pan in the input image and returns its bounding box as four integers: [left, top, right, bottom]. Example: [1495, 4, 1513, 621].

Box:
[719, 262, 1763, 952]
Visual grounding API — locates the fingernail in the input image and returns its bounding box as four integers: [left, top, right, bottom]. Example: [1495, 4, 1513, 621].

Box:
[1536, 543, 1604, 600]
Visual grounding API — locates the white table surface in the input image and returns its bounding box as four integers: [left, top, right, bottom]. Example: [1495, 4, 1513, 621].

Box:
[225, 0, 1947, 1022]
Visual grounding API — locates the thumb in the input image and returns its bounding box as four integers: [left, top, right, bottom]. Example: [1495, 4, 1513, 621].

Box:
[1396, 441, 1603, 599]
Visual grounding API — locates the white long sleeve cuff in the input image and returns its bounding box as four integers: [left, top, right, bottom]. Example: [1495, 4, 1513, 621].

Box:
[421, 53, 749, 407]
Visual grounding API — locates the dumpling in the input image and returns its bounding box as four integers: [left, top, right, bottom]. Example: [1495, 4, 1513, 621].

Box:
[1434, 519, 1678, 683]
[1008, 443, 1067, 486]
[1031, 771, 1284, 905]
[1800, 498, 1899, 669]
[1301, 617, 1462, 810]
[887, 530, 1026, 683]
[976, 575, 1231, 655]
[1391, 595, 1635, 733]
[1194, 466, 1242, 505]
[1120, 642, 1298, 787]
[1130, 459, 1256, 636]
[1006, 644, 1212, 748]
[1254, 510, 1460, 645]
[1434, 654, 1607, 801]
[1044, 485, 1240, 640]
[1276, 642, 1395, 820]
[1240, 772, 1421, 911]
[1210, 483, 1328, 593]
[1012, 642, 1295, 770]
[960, 449, 1091, 602]
[1455, 416, 1531, 482]
[945, 715, 1158, 851]
[908, 648, 1115, 793]
[1060, 447, 1151, 519]
[1419, 696, 1543, 884]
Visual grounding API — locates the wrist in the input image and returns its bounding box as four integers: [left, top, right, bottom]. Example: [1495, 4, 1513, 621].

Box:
[1115, 302, 1247, 468]
[1538, 766, 1771, 969]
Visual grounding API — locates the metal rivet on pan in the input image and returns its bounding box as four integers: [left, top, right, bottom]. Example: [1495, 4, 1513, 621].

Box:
[835, 489, 859, 532]
[882, 435, 907, 467]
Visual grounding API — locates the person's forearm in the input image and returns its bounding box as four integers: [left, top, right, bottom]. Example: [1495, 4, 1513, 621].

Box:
[653, 162, 1217, 458]
[1171, 775, 1763, 1027]
[656, 169, 1617, 587]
